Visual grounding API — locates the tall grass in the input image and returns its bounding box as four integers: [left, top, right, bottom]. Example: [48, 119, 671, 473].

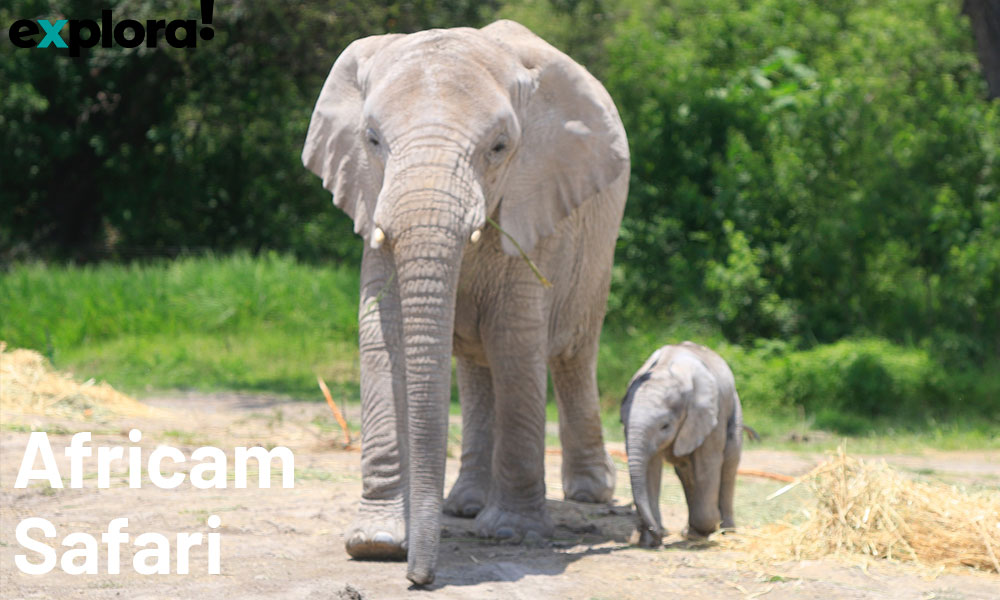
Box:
[2, 252, 359, 347]
[1, 253, 360, 397]
[2, 255, 996, 449]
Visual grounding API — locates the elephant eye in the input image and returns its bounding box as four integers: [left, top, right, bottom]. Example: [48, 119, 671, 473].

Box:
[366, 128, 381, 147]
[486, 136, 509, 165]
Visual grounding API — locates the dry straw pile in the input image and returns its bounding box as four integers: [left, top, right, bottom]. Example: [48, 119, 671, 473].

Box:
[0, 342, 157, 420]
[724, 447, 1000, 575]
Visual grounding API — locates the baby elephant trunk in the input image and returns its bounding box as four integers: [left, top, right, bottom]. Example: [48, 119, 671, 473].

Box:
[626, 416, 664, 547]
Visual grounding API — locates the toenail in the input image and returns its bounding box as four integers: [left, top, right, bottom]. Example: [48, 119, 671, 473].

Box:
[495, 527, 516, 539]
[372, 531, 394, 544]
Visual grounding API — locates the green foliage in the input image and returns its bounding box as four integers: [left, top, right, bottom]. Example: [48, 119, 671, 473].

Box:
[1, 257, 996, 446]
[2, 1, 997, 429]
[602, 0, 1000, 366]
[0, 253, 361, 395]
[704, 220, 798, 340]
[722, 337, 1000, 435]
[0, 0, 497, 262]
[764, 339, 936, 431]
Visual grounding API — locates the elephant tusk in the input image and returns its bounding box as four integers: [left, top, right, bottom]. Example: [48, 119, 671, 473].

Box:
[470, 228, 482, 244]
[371, 227, 386, 249]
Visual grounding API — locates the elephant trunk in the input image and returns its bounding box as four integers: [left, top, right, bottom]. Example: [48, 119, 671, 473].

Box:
[393, 211, 465, 587]
[627, 418, 662, 545]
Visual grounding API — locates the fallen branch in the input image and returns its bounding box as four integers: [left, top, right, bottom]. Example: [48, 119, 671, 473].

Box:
[317, 376, 352, 447]
[553, 446, 795, 483]
[738, 469, 795, 483]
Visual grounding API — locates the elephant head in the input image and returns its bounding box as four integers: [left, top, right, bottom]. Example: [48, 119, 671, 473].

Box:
[621, 350, 720, 546]
[302, 20, 628, 584]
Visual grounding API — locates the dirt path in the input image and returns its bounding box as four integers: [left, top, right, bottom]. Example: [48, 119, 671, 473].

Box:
[2, 393, 998, 599]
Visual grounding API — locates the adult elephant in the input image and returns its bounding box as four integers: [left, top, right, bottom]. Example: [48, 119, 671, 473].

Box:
[302, 20, 629, 585]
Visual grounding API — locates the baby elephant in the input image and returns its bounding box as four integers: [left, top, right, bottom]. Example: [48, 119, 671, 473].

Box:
[621, 341, 743, 547]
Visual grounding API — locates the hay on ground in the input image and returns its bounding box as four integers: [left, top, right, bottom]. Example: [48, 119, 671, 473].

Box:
[0, 342, 157, 420]
[721, 447, 1000, 575]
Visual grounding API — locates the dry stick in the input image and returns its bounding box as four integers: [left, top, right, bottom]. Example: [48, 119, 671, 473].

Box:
[737, 469, 796, 483]
[485, 217, 552, 288]
[556, 447, 796, 483]
[317, 376, 352, 447]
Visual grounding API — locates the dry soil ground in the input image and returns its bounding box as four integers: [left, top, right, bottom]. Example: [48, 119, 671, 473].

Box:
[2, 392, 998, 599]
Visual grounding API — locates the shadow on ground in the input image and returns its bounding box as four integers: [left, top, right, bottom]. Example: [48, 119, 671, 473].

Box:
[408, 498, 716, 589]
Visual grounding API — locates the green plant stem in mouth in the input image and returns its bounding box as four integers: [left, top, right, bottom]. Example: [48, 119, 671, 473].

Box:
[362, 273, 396, 318]
[485, 217, 553, 288]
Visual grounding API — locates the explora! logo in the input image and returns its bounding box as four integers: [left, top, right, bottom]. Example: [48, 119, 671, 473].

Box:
[8, 0, 215, 57]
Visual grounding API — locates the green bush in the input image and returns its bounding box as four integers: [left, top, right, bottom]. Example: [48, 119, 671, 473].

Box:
[736, 338, 999, 433]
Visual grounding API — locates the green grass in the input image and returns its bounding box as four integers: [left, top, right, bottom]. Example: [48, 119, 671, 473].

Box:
[2, 254, 997, 450]
[1, 252, 360, 399]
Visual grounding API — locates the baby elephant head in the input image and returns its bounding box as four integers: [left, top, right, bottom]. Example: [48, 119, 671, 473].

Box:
[620, 350, 719, 546]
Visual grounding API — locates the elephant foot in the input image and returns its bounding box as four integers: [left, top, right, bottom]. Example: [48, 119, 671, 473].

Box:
[345, 501, 407, 560]
[684, 511, 721, 540]
[630, 525, 664, 548]
[444, 473, 488, 518]
[562, 450, 616, 503]
[475, 504, 553, 543]
[682, 525, 714, 541]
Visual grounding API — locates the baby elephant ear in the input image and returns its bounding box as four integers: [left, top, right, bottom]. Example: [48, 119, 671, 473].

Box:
[481, 20, 629, 255]
[302, 34, 402, 241]
[620, 346, 665, 426]
[669, 355, 720, 456]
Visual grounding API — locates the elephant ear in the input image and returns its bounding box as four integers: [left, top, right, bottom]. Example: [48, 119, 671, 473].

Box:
[481, 20, 630, 255]
[302, 34, 402, 241]
[620, 346, 665, 426]
[669, 355, 720, 457]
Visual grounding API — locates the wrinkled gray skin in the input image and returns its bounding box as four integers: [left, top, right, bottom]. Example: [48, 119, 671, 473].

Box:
[621, 342, 743, 547]
[302, 21, 628, 585]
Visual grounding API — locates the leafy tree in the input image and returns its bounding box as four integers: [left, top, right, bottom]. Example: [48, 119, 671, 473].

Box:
[602, 0, 999, 366]
[1, 0, 496, 262]
[2, 0, 997, 375]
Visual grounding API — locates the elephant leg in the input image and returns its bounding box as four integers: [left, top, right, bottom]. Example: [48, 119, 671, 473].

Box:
[719, 425, 742, 529]
[444, 359, 494, 517]
[673, 449, 723, 539]
[346, 246, 409, 560]
[474, 346, 552, 542]
[550, 346, 615, 504]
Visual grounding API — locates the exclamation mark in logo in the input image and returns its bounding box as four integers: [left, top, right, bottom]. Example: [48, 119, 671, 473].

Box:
[199, 0, 214, 40]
